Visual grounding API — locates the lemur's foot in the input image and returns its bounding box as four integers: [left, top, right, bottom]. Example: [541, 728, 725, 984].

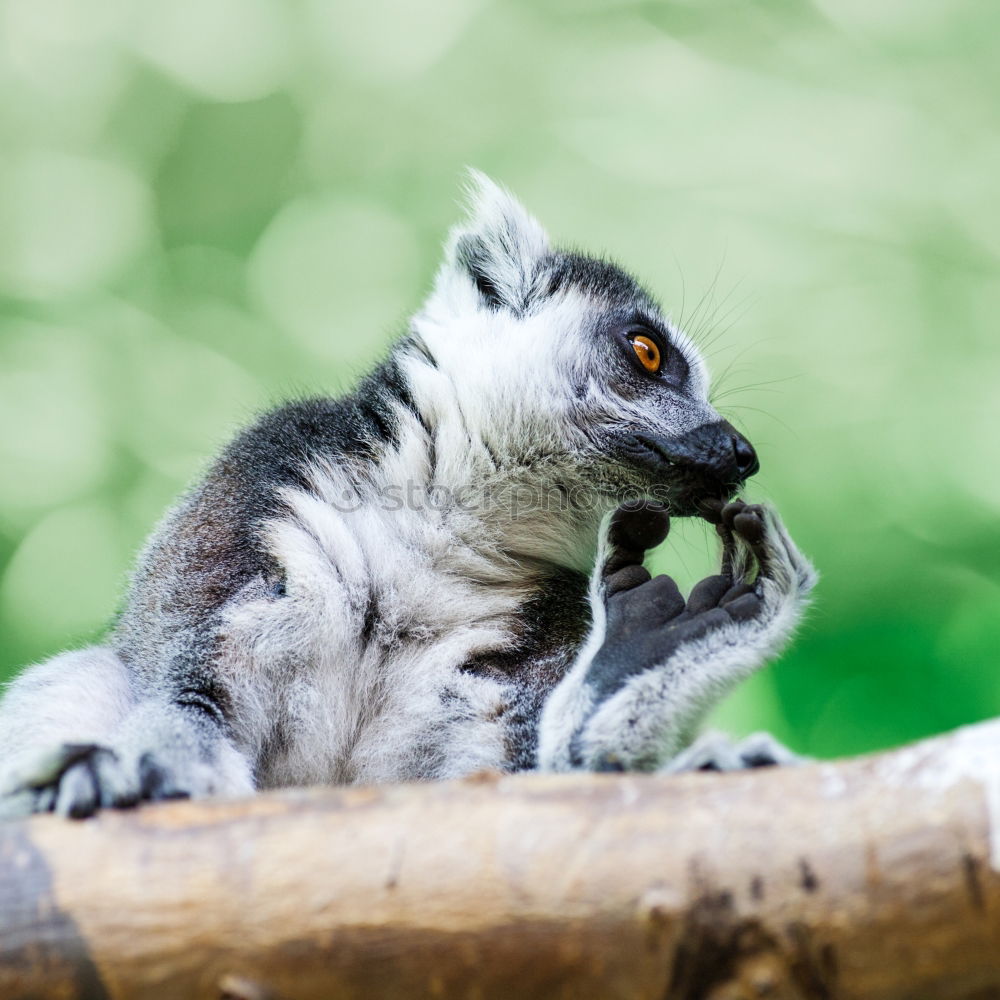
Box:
[538, 497, 817, 772]
[1, 741, 229, 819]
[0, 743, 140, 819]
[662, 729, 809, 773]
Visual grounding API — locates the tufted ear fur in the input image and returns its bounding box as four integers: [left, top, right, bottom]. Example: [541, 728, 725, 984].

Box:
[441, 170, 551, 315]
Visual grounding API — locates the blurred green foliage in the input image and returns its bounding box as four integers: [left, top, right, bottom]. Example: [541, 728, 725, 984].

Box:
[1, 0, 998, 760]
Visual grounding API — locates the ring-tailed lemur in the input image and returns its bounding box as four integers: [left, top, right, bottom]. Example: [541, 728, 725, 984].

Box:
[0, 174, 816, 819]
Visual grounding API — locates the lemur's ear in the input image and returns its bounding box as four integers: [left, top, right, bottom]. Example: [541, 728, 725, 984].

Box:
[443, 170, 550, 314]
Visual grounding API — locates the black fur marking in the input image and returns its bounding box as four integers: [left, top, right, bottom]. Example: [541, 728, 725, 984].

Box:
[459, 568, 590, 772]
[456, 234, 507, 311]
[227, 356, 412, 508]
[407, 403, 438, 479]
[175, 682, 228, 729]
[481, 436, 502, 470]
[256, 719, 292, 778]
[545, 251, 655, 309]
[426, 428, 439, 480]
[402, 332, 439, 369]
[359, 592, 379, 645]
[374, 354, 421, 432]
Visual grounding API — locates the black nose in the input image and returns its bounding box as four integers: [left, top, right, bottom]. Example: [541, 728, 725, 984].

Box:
[627, 420, 760, 490]
[732, 432, 759, 479]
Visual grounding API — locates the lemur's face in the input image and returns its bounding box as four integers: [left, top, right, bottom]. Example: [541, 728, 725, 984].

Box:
[413, 174, 758, 517]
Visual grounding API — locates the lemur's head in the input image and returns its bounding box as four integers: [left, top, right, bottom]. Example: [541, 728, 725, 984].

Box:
[407, 173, 757, 519]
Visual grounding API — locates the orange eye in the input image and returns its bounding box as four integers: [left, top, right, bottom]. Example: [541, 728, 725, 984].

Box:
[630, 334, 661, 373]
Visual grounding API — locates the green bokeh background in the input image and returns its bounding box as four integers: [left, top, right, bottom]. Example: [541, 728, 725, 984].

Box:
[1, 0, 997, 760]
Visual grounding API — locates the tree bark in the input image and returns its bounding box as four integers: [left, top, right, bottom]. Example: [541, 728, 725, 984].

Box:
[2, 721, 1000, 1000]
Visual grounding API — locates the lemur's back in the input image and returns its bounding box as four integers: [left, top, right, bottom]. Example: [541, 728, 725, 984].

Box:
[0, 175, 815, 818]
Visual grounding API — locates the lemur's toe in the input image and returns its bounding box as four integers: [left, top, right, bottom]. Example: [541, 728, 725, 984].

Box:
[719, 581, 755, 606]
[1, 742, 106, 817]
[604, 564, 651, 596]
[55, 760, 99, 819]
[732, 507, 766, 546]
[686, 574, 733, 614]
[44, 744, 137, 818]
[644, 574, 687, 621]
[736, 732, 808, 768]
[608, 500, 670, 554]
[731, 506, 773, 577]
[138, 753, 192, 803]
[697, 497, 725, 525]
[608, 573, 685, 623]
[720, 500, 747, 530]
[671, 606, 731, 642]
[722, 592, 762, 621]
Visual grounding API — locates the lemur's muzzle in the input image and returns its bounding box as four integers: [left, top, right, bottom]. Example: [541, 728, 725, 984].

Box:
[623, 420, 759, 509]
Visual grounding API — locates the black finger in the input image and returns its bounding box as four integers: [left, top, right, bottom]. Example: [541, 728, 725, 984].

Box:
[594, 754, 626, 773]
[668, 606, 731, 642]
[717, 520, 737, 578]
[35, 787, 57, 813]
[732, 509, 765, 547]
[608, 500, 670, 554]
[61, 762, 98, 819]
[686, 574, 733, 614]
[721, 500, 747, 531]
[645, 574, 686, 620]
[109, 787, 140, 809]
[604, 564, 651, 596]
[723, 592, 762, 622]
[733, 508, 770, 572]
[138, 754, 170, 800]
[717, 501, 748, 577]
[697, 497, 725, 525]
[719, 581, 754, 606]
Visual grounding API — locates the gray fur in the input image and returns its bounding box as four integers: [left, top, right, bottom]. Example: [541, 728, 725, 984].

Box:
[0, 174, 816, 818]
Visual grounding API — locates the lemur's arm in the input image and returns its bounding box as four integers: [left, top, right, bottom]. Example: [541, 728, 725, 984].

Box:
[537, 501, 817, 772]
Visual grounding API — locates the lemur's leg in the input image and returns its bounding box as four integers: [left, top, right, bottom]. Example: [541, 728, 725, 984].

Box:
[537, 500, 816, 772]
[0, 649, 254, 819]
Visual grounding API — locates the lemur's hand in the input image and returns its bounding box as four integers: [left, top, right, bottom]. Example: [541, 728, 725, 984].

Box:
[587, 502, 765, 704]
[536, 499, 816, 772]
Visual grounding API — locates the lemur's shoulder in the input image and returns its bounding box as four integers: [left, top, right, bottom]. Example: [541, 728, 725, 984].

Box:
[118, 354, 423, 653]
[218, 353, 422, 502]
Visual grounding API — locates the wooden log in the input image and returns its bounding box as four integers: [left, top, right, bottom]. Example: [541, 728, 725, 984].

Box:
[2, 720, 1000, 1000]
